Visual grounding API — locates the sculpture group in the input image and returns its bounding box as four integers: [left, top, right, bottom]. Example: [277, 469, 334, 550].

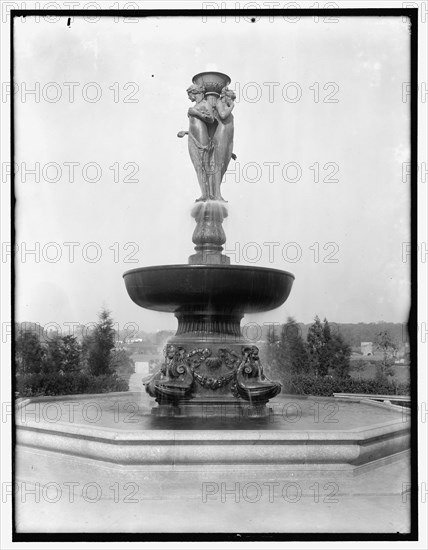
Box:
[178, 77, 236, 202]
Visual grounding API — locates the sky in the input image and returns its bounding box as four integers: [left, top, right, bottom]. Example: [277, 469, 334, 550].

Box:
[13, 14, 411, 334]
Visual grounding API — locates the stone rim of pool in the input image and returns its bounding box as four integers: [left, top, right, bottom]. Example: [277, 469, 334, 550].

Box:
[16, 393, 410, 475]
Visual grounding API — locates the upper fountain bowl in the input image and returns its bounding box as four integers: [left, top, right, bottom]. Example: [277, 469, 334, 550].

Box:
[123, 264, 294, 314]
[192, 72, 231, 95]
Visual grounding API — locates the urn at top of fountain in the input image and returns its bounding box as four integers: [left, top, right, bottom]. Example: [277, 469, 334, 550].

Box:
[192, 71, 231, 95]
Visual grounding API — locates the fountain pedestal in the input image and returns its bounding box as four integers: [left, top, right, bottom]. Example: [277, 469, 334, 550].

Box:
[150, 398, 273, 418]
[188, 202, 230, 265]
[148, 332, 275, 418]
[123, 262, 294, 418]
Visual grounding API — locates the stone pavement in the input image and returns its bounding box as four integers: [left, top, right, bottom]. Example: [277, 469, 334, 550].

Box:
[15, 445, 410, 534]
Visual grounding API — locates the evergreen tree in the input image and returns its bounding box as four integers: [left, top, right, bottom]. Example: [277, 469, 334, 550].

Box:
[319, 318, 333, 376]
[307, 316, 325, 376]
[307, 317, 351, 378]
[279, 318, 309, 375]
[87, 309, 116, 376]
[327, 332, 352, 378]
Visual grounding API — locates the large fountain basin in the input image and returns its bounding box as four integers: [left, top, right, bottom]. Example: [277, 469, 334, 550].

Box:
[123, 264, 295, 314]
[16, 393, 409, 471]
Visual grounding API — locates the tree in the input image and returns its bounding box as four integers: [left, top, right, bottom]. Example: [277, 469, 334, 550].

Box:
[15, 330, 44, 375]
[15, 310, 132, 397]
[86, 309, 116, 376]
[307, 316, 326, 376]
[351, 360, 368, 381]
[375, 330, 398, 382]
[307, 317, 351, 378]
[319, 318, 333, 375]
[327, 332, 352, 379]
[43, 335, 81, 375]
[278, 318, 309, 375]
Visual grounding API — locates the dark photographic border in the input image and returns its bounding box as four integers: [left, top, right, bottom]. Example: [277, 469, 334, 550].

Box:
[10, 6, 419, 543]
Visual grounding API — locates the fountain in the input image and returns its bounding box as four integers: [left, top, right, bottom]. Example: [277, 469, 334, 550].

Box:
[14, 72, 410, 534]
[123, 72, 295, 417]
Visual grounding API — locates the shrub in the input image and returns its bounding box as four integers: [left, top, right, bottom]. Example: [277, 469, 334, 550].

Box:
[16, 371, 128, 397]
[280, 373, 410, 397]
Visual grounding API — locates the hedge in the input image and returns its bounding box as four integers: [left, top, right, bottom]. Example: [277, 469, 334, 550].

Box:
[16, 371, 128, 397]
[280, 374, 410, 397]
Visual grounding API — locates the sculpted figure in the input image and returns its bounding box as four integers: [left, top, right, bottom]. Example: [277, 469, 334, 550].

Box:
[236, 345, 282, 402]
[163, 343, 179, 377]
[211, 87, 236, 201]
[177, 84, 216, 202]
[145, 344, 193, 402]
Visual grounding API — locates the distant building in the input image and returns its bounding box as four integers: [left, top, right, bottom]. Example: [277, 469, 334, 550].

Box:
[361, 342, 373, 356]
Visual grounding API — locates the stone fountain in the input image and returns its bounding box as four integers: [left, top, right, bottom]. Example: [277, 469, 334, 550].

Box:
[123, 72, 295, 417]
